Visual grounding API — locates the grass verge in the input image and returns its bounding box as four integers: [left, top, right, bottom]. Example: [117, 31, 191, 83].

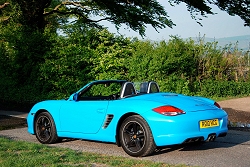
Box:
[212, 95, 250, 102]
[0, 137, 188, 167]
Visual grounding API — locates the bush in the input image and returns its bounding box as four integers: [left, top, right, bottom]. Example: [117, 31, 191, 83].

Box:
[1, 26, 250, 109]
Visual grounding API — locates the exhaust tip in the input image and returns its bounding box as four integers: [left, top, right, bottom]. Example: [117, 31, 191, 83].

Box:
[206, 133, 216, 142]
[183, 137, 204, 144]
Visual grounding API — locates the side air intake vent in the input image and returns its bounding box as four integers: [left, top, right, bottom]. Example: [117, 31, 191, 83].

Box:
[103, 114, 114, 129]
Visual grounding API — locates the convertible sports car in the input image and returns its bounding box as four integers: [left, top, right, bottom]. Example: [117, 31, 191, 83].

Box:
[27, 80, 228, 157]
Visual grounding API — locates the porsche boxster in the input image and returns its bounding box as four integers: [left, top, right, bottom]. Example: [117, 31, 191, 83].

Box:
[27, 80, 228, 157]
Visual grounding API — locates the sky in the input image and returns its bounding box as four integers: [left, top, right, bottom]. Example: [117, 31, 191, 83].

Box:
[100, 1, 250, 41]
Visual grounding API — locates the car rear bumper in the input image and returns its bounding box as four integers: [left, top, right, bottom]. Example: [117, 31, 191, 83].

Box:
[154, 128, 228, 146]
[143, 109, 228, 146]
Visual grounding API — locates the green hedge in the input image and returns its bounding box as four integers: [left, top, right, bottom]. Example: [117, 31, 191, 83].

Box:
[0, 25, 250, 108]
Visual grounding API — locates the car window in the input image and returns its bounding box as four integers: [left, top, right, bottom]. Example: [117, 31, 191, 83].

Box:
[78, 82, 121, 100]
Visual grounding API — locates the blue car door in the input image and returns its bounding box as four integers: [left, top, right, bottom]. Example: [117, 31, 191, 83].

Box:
[59, 100, 109, 134]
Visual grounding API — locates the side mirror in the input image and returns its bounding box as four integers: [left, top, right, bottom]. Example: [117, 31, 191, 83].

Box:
[68, 93, 78, 101]
[73, 93, 78, 101]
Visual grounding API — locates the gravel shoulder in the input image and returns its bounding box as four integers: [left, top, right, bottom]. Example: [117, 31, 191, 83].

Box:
[218, 97, 250, 112]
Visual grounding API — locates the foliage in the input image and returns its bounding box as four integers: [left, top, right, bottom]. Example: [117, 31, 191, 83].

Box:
[127, 37, 199, 82]
[39, 36, 94, 99]
[39, 26, 133, 99]
[1, 17, 250, 105]
[215, 0, 250, 26]
[1, 0, 250, 112]
[1, 0, 249, 36]
[86, 29, 133, 80]
[0, 0, 173, 36]
[0, 0, 54, 103]
[81, 83, 121, 97]
[198, 80, 250, 97]
[169, 0, 250, 27]
[127, 36, 250, 97]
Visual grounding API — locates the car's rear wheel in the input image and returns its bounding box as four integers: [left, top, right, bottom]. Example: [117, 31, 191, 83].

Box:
[119, 115, 156, 157]
[35, 112, 59, 144]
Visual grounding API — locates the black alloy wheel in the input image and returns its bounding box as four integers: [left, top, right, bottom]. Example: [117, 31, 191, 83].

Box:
[119, 115, 156, 157]
[35, 112, 59, 144]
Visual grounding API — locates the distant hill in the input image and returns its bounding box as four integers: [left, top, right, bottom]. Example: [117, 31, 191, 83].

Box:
[190, 35, 250, 51]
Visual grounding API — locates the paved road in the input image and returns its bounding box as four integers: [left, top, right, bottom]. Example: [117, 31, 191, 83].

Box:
[0, 110, 27, 118]
[0, 127, 249, 167]
[219, 97, 250, 113]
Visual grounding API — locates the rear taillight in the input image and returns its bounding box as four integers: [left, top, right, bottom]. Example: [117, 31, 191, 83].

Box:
[153, 106, 186, 116]
[214, 102, 221, 108]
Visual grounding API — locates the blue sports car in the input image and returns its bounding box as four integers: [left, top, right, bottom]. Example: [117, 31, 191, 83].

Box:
[27, 80, 228, 157]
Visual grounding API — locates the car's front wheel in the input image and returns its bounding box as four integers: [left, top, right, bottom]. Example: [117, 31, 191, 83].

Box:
[35, 112, 59, 144]
[119, 115, 156, 157]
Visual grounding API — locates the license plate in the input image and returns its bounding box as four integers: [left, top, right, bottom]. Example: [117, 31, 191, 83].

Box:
[200, 119, 219, 128]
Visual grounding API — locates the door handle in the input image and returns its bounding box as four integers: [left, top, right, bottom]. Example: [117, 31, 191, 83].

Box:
[97, 109, 105, 113]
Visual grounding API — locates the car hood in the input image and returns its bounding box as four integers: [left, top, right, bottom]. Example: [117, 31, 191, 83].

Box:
[132, 93, 219, 112]
[30, 99, 67, 113]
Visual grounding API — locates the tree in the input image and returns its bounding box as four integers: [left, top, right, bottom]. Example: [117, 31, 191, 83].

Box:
[1, 0, 249, 35]
[0, 0, 173, 35]
[215, 0, 250, 26]
[170, 0, 250, 27]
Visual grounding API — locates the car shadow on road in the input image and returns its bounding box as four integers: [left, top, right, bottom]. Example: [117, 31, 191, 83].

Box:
[151, 130, 250, 156]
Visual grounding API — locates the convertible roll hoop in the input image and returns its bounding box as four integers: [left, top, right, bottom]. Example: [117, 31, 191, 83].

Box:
[120, 81, 160, 98]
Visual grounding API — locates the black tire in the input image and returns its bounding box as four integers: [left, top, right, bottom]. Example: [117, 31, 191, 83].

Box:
[119, 115, 156, 157]
[35, 112, 59, 144]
